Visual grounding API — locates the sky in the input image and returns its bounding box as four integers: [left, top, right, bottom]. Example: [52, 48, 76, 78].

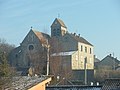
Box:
[0, 0, 120, 60]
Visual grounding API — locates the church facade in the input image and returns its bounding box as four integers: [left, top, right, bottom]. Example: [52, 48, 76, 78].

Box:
[9, 18, 94, 84]
[9, 30, 50, 74]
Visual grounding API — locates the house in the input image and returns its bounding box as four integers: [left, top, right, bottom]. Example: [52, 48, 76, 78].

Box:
[50, 18, 94, 84]
[97, 54, 120, 70]
[5, 76, 52, 90]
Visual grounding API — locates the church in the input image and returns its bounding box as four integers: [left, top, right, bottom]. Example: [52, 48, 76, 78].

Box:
[9, 18, 94, 84]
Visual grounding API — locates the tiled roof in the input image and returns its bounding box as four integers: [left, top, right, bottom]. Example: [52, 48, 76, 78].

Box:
[69, 33, 93, 46]
[101, 78, 120, 90]
[51, 18, 67, 28]
[32, 30, 50, 44]
[56, 18, 67, 28]
[5, 76, 51, 90]
[101, 55, 120, 64]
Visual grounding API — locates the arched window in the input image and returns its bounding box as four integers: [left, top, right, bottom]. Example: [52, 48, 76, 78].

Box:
[29, 45, 34, 50]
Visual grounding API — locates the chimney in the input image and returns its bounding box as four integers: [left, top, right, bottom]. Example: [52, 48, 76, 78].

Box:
[73, 33, 76, 36]
[109, 54, 112, 57]
[78, 34, 80, 37]
[94, 55, 97, 58]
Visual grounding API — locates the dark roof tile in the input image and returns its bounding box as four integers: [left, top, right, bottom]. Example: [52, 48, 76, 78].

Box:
[101, 78, 120, 90]
[69, 33, 93, 46]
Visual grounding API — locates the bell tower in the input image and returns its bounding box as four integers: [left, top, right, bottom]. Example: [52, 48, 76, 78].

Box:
[51, 18, 67, 37]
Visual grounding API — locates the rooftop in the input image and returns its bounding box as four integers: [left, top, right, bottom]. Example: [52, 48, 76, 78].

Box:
[47, 85, 101, 90]
[32, 30, 50, 44]
[51, 18, 67, 28]
[51, 51, 77, 56]
[101, 54, 120, 64]
[101, 78, 120, 90]
[69, 33, 93, 46]
[5, 76, 49, 90]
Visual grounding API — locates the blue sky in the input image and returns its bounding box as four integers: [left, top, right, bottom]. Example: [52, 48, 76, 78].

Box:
[0, 0, 120, 59]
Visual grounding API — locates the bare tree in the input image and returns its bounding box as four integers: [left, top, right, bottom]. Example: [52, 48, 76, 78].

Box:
[25, 35, 49, 76]
[49, 38, 73, 85]
[0, 38, 15, 89]
[94, 67, 120, 83]
[26, 48, 47, 75]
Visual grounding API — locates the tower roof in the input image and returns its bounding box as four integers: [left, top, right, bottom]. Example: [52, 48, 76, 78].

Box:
[51, 18, 67, 28]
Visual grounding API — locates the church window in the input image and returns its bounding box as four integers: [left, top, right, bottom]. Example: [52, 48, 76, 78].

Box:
[29, 45, 34, 50]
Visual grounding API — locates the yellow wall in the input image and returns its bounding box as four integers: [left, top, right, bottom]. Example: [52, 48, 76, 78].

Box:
[72, 42, 94, 70]
[28, 77, 51, 90]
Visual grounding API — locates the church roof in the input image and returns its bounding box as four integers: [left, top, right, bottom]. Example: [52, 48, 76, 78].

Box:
[56, 18, 67, 28]
[51, 18, 67, 28]
[33, 30, 44, 40]
[69, 33, 93, 46]
[32, 30, 50, 44]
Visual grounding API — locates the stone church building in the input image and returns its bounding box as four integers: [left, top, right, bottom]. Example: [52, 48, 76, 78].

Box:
[9, 30, 50, 74]
[9, 18, 94, 84]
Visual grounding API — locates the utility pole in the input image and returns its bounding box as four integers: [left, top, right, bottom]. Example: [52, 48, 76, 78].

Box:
[84, 57, 87, 85]
[46, 40, 50, 76]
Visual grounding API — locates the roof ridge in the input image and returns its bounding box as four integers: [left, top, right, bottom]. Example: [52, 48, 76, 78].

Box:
[101, 55, 120, 62]
[55, 18, 67, 28]
[32, 30, 50, 45]
[68, 33, 93, 46]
